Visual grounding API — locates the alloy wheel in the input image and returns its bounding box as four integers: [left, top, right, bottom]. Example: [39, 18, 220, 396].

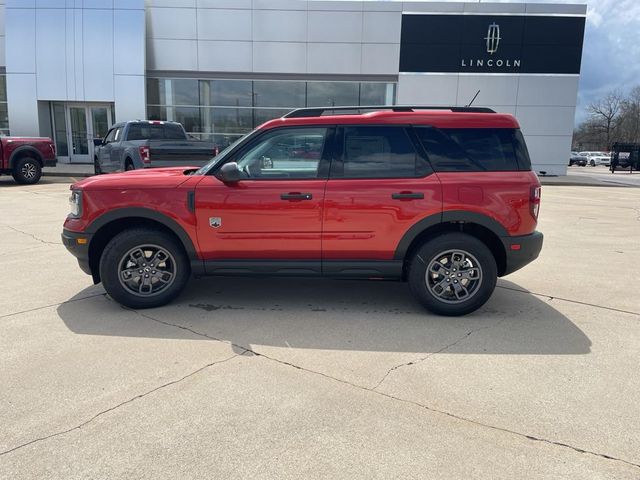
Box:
[425, 249, 483, 304]
[21, 161, 37, 180]
[118, 244, 177, 297]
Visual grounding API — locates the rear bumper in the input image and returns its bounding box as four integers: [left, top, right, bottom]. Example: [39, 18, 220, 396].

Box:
[62, 229, 93, 275]
[500, 231, 543, 276]
[44, 157, 57, 167]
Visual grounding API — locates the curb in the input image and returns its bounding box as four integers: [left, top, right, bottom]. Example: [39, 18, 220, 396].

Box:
[43, 171, 93, 178]
[540, 179, 634, 187]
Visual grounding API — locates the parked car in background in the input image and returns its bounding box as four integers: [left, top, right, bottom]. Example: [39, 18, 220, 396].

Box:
[579, 151, 610, 167]
[569, 151, 587, 166]
[611, 143, 640, 171]
[93, 121, 217, 174]
[0, 136, 57, 184]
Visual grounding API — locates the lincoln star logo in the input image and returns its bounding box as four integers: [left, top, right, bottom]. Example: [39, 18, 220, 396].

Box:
[485, 23, 501, 54]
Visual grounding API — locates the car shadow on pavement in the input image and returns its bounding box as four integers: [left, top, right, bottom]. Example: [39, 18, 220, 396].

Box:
[57, 277, 591, 355]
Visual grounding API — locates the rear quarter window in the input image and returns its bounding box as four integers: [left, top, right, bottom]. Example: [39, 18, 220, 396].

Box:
[415, 127, 531, 172]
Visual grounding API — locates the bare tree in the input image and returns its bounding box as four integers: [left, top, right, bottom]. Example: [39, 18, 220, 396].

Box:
[617, 86, 640, 143]
[587, 90, 623, 148]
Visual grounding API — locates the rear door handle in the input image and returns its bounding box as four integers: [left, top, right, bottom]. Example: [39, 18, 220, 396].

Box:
[391, 192, 424, 200]
[281, 192, 313, 201]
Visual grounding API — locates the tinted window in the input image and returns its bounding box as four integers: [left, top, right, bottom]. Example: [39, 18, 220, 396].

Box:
[307, 82, 359, 107]
[235, 128, 327, 179]
[416, 127, 526, 172]
[165, 123, 186, 140]
[127, 123, 165, 141]
[340, 127, 420, 179]
[253, 81, 305, 108]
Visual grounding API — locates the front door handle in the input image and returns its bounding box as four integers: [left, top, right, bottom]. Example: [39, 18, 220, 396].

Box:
[281, 192, 313, 201]
[391, 192, 424, 200]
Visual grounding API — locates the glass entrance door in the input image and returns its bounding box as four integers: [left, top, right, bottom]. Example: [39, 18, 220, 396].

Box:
[69, 107, 89, 162]
[64, 104, 113, 163]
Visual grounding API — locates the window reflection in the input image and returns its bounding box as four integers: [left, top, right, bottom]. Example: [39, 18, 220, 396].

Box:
[307, 82, 359, 107]
[146, 78, 397, 138]
[253, 81, 305, 108]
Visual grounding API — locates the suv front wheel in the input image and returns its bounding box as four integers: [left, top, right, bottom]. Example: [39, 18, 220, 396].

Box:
[100, 228, 190, 309]
[408, 233, 497, 316]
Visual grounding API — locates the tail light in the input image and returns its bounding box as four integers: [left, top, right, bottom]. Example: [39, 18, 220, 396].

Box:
[530, 186, 541, 220]
[139, 146, 151, 165]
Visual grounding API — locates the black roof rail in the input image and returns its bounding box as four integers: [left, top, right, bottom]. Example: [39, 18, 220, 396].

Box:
[282, 105, 496, 118]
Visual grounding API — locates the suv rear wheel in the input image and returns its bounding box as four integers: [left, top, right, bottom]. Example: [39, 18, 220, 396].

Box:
[408, 233, 497, 316]
[100, 228, 190, 309]
[12, 156, 42, 185]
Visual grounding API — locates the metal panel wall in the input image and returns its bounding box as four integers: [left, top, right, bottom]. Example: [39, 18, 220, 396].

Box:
[5, 0, 145, 135]
[145, 0, 401, 76]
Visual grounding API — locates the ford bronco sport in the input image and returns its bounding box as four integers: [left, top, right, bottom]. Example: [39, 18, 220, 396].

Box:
[62, 106, 543, 316]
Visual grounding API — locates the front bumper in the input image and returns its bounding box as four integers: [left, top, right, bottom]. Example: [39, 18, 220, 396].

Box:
[62, 229, 93, 275]
[44, 157, 58, 167]
[500, 231, 543, 276]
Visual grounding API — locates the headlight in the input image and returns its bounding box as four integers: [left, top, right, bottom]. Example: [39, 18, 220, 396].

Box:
[69, 190, 82, 217]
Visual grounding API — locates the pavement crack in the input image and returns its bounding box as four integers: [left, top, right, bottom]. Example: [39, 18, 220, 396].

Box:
[4, 225, 62, 246]
[372, 318, 505, 391]
[496, 285, 640, 317]
[0, 292, 106, 320]
[132, 311, 640, 471]
[0, 353, 239, 457]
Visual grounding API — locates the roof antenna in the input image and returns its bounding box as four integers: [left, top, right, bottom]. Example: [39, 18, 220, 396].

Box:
[466, 90, 481, 107]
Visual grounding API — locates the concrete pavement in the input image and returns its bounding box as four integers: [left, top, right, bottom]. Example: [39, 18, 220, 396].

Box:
[0, 177, 639, 478]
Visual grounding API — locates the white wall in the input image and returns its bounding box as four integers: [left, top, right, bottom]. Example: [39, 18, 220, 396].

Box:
[5, 0, 146, 136]
[145, 0, 402, 76]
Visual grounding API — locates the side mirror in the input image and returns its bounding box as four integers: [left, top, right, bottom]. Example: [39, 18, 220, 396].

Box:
[93, 139, 103, 147]
[215, 162, 243, 183]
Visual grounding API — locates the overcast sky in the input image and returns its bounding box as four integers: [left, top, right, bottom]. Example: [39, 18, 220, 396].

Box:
[574, 0, 640, 123]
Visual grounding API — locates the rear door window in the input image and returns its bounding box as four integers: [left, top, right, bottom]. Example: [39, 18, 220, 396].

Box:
[335, 126, 429, 179]
[415, 127, 529, 172]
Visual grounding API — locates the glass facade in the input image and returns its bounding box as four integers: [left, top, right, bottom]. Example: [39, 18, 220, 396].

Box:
[0, 75, 9, 135]
[146, 78, 396, 148]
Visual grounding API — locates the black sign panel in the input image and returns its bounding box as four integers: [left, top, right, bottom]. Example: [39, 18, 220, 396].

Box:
[400, 14, 585, 74]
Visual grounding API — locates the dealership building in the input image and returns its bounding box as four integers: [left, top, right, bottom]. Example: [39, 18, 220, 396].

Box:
[1, 0, 585, 175]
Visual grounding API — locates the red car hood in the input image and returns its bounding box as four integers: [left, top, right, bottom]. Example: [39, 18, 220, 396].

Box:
[73, 167, 198, 190]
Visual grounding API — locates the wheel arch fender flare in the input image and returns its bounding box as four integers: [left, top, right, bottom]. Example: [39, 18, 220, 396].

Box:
[393, 210, 509, 261]
[9, 146, 44, 169]
[86, 207, 199, 261]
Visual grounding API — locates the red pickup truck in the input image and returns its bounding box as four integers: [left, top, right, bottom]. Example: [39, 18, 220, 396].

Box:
[0, 136, 57, 184]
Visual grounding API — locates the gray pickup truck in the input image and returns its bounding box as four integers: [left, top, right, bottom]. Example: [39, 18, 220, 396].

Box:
[93, 120, 217, 174]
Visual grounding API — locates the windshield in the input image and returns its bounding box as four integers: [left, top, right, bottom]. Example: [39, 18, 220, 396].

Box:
[194, 131, 257, 175]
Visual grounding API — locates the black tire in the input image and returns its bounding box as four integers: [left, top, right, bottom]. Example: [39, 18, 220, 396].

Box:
[125, 159, 135, 171]
[100, 228, 190, 309]
[590, 160, 595, 167]
[94, 156, 102, 175]
[12, 156, 42, 185]
[408, 233, 497, 316]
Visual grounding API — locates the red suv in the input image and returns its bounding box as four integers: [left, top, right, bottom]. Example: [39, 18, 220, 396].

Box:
[62, 106, 542, 316]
